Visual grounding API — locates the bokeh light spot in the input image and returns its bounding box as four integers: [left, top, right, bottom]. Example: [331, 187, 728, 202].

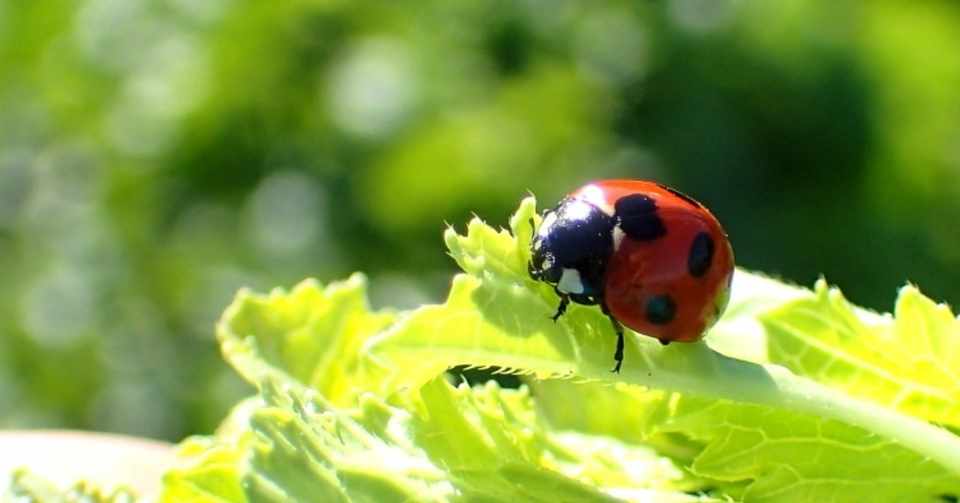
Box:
[326, 38, 419, 140]
[575, 8, 649, 84]
[105, 34, 208, 157]
[0, 151, 32, 230]
[668, 0, 737, 34]
[22, 266, 96, 349]
[245, 171, 325, 258]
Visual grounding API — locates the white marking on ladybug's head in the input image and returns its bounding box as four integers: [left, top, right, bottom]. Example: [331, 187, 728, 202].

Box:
[563, 199, 594, 222]
[537, 211, 558, 239]
[578, 184, 615, 216]
[557, 268, 584, 294]
[612, 225, 625, 251]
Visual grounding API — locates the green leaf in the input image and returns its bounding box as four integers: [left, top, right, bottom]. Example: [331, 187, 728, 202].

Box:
[159, 398, 262, 503]
[164, 195, 960, 502]
[241, 376, 703, 503]
[366, 196, 960, 483]
[538, 379, 960, 502]
[160, 438, 248, 503]
[218, 274, 396, 405]
[660, 393, 960, 502]
[763, 280, 960, 427]
[705, 271, 811, 363]
[191, 263, 709, 502]
[532, 379, 707, 469]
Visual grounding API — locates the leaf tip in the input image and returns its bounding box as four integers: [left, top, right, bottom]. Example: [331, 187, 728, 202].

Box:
[509, 196, 539, 233]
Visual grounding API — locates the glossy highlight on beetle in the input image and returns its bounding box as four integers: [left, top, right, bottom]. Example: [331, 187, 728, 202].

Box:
[528, 179, 735, 372]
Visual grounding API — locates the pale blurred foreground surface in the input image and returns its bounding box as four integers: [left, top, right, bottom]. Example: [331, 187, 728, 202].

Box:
[0, 430, 176, 497]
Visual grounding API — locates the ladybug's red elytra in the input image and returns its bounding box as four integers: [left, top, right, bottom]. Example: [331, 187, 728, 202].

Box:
[528, 179, 734, 372]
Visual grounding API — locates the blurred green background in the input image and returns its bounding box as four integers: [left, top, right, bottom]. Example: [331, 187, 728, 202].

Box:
[2, 0, 959, 441]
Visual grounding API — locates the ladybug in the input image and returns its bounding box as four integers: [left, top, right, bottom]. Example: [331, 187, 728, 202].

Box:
[528, 180, 734, 372]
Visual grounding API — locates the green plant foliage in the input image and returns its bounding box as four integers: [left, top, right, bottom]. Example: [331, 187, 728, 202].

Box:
[764, 280, 960, 428]
[5, 0, 960, 444]
[218, 274, 396, 406]
[5, 1, 960, 499]
[146, 198, 960, 502]
[160, 433, 249, 503]
[537, 380, 960, 502]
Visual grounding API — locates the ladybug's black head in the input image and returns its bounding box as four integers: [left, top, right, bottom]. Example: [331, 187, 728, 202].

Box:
[529, 198, 614, 305]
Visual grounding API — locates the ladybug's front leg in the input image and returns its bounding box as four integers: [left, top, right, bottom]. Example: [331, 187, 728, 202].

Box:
[602, 303, 625, 373]
[609, 319, 625, 373]
[551, 293, 570, 322]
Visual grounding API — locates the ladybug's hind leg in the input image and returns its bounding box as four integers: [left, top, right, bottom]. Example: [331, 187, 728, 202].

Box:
[601, 303, 625, 373]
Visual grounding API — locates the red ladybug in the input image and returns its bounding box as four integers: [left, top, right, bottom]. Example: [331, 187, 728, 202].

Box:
[528, 180, 734, 372]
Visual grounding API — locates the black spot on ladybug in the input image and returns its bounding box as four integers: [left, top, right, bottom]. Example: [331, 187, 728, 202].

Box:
[657, 183, 702, 208]
[646, 295, 676, 325]
[614, 194, 666, 241]
[688, 231, 715, 278]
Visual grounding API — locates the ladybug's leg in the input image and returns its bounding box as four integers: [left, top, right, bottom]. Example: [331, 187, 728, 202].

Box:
[551, 293, 570, 322]
[609, 318, 625, 373]
[601, 303, 625, 373]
